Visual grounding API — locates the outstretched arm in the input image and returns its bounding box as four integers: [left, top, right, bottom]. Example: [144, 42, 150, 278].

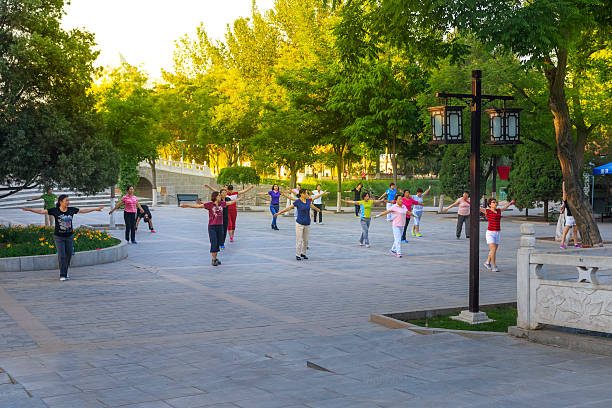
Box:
[80, 206, 104, 214]
[27, 195, 43, 202]
[280, 191, 296, 200]
[374, 209, 392, 219]
[109, 197, 123, 214]
[479, 207, 488, 214]
[181, 203, 205, 208]
[341, 198, 357, 205]
[237, 185, 254, 194]
[443, 199, 461, 213]
[204, 184, 216, 191]
[501, 200, 515, 212]
[21, 207, 47, 215]
[422, 185, 432, 196]
[227, 198, 241, 206]
[310, 191, 328, 201]
[274, 204, 295, 217]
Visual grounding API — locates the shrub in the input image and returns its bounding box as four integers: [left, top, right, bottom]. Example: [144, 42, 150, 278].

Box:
[0, 225, 120, 258]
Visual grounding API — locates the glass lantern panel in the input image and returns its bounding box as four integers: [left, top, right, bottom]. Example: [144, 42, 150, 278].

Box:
[433, 114, 443, 138]
[492, 116, 502, 139]
[449, 113, 460, 137]
[507, 115, 517, 138]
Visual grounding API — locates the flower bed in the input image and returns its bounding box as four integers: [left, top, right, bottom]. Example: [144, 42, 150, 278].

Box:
[0, 225, 120, 258]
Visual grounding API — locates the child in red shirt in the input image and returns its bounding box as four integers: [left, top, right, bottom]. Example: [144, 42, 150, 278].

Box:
[479, 198, 514, 272]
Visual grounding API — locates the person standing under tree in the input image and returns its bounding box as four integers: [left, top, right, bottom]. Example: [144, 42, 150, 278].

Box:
[481, 198, 515, 272]
[560, 182, 581, 249]
[225, 184, 254, 243]
[344, 183, 363, 217]
[312, 184, 326, 224]
[341, 192, 385, 248]
[373, 196, 413, 258]
[257, 184, 283, 230]
[27, 188, 57, 227]
[379, 183, 399, 222]
[181, 191, 239, 266]
[273, 188, 327, 261]
[21, 195, 104, 281]
[443, 191, 471, 239]
[410, 186, 431, 237]
[109, 186, 144, 244]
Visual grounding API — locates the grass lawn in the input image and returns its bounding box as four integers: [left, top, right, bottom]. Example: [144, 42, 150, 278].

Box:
[405, 307, 517, 332]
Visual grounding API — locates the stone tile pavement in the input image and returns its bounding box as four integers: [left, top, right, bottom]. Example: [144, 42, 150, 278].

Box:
[1, 206, 611, 407]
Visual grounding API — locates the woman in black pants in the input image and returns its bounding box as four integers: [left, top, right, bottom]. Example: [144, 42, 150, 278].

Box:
[182, 191, 239, 266]
[109, 186, 144, 244]
[344, 183, 363, 216]
[21, 195, 104, 281]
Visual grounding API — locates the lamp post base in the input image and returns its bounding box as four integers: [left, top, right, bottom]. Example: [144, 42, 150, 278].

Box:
[451, 310, 495, 325]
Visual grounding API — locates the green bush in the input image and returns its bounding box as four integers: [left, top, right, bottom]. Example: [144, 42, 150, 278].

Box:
[217, 166, 260, 186]
[0, 225, 120, 258]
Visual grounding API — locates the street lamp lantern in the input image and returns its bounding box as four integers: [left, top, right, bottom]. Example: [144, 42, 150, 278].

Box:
[427, 105, 466, 145]
[485, 108, 522, 145]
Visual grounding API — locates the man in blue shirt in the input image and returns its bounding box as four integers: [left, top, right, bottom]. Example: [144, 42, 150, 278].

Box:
[380, 183, 398, 222]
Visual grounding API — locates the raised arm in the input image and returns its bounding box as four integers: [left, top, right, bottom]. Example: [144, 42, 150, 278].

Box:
[79, 206, 104, 214]
[226, 197, 241, 206]
[379, 192, 388, 200]
[422, 185, 432, 196]
[310, 191, 328, 201]
[237, 185, 254, 194]
[280, 191, 296, 200]
[274, 204, 295, 217]
[479, 207, 488, 214]
[21, 207, 47, 215]
[501, 200, 515, 212]
[27, 195, 43, 202]
[204, 184, 216, 191]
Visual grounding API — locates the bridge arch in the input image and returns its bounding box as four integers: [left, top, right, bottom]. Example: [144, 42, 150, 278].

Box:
[136, 176, 153, 198]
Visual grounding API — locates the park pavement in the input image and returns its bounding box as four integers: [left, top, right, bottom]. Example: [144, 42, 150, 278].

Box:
[1, 206, 612, 407]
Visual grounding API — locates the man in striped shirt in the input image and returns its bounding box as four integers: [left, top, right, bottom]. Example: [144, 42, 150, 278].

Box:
[480, 198, 515, 272]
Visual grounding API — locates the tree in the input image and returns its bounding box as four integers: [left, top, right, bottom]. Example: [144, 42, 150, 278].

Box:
[0, 0, 118, 198]
[217, 166, 260, 186]
[508, 144, 562, 220]
[335, 0, 609, 245]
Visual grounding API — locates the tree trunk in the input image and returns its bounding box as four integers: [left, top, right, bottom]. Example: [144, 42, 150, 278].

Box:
[491, 157, 497, 199]
[148, 158, 158, 206]
[546, 50, 602, 246]
[391, 135, 398, 185]
[336, 157, 343, 213]
[543, 200, 548, 221]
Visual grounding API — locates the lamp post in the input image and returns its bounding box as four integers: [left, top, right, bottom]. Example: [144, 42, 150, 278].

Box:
[429, 70, 521, 324]
[176, 139, 186, 162]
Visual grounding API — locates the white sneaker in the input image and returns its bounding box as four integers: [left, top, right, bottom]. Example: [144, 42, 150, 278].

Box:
[359, 242, 364, 246]
[59, 277, 67, 281]
[492, 266, 500, 272]
[365, 244, 370, 248]
[319, 222, 323, 224]
[483, 262, 492, 270]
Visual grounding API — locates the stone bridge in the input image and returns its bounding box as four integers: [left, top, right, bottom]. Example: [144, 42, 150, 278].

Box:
[137, 159, 215, 205]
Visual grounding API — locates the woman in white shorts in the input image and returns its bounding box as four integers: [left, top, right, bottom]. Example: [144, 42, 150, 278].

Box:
[480, 198, 514, 272]
[560, 183, 581, 249]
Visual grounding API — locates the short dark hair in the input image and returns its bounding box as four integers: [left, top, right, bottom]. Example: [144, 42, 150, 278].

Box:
[463, 190, 470, 195]
[390, 182, 395, 187]
[416, 188, 423, 193]
[487, 198, 497, 207]
[362, 191, 370, 200]
[299, 188, 307, 196]
[227, 185, 233, 191]
[56, 194, 68, 207]
[211, 191, 220, 202]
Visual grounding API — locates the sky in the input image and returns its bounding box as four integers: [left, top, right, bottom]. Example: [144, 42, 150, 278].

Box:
[61, 0, 276, 79]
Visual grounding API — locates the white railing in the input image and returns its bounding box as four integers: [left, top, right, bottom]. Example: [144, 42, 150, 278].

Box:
[517, 224, 612, 334]
[140, 158, 213, 177]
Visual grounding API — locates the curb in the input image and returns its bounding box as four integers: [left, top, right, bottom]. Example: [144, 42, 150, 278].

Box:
[0, 241, 128, 272]
[509, 326, 612, 357]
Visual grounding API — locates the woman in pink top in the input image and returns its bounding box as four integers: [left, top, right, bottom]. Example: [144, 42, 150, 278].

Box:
[374, 198, 413, 258]
[110, 186, 144, 244]
[443, 191, 471, 239]
[401, 190, 420, 242]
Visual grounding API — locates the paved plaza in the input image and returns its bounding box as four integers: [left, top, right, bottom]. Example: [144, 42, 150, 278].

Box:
[1, 207, 612, 407]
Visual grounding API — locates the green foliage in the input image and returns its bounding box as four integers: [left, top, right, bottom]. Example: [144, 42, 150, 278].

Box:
[217, 167, 260, 186]
[0, 225, 120, 258]
[508, 144, 562, 211]
[118, 156, 141, 194]
[407, 307, 517, 333]
[0, 0, 118, 198]
[439, 145, 470, 198]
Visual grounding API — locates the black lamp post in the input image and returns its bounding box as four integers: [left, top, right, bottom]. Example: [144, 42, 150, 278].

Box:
[430, 70, 521, 323]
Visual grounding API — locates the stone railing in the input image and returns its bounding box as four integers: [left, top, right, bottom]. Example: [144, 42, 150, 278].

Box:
[517, 224, 612, 334]
[142, 158, 213, 177]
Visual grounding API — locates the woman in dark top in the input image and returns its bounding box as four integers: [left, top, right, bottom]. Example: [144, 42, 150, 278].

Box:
[344, 183, 363, 216]
[273, 188, 327, 261]
[258, 184, 282, 230]
[182, 191, 239, 266]
[21, 195, 104, 281]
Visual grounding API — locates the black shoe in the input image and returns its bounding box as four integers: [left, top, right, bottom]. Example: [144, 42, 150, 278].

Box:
[296, 256, 302, 261]
[274, 226, 279, 230]
[301, 254, 308, 260]
[212, 259, 221, 266]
